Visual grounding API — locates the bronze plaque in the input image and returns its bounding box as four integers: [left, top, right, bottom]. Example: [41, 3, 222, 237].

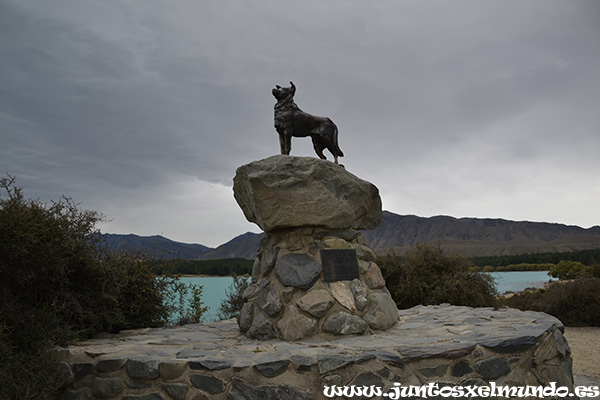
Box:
[320, 249, 360, 282]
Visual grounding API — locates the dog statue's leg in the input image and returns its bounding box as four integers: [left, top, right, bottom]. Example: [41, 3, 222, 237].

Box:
[311, 137, 328, 161]
[283, 131, 292, 155]
[279, 133, 286, 155]
[321, 124, 342, 164]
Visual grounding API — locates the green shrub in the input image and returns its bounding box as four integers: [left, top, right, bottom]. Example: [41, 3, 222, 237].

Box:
[173, 282, 209, 325]
[549, 260, 588, 280]
[588, 264, 600, 278]
[472, 249, 600, 268]
[378, 243, 498, 309]
[0, 176, 202, 399]
[495, 263, 556, 272]
[218, 274, 250, 320]
[503, 278, 600, 326]
[0, 331, 62, 400]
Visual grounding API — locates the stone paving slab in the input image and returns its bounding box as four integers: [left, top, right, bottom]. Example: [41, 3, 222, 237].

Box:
[65, 304, 563, 366]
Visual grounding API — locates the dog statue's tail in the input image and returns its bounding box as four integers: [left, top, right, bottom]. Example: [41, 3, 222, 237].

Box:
[333, 125, 344, 158]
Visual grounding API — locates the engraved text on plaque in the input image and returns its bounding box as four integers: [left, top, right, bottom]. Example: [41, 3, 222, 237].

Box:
[320, 249, 360, 282]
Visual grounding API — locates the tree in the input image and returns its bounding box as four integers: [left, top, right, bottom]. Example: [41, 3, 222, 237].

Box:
[378, 243, 498, 309]
[217, 274, 250, 320]
[0, 176, 201, 399]
[549, 260, 588, 280]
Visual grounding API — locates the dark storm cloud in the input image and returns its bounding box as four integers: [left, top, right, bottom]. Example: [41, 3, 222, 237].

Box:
[1, 0, 599, 246]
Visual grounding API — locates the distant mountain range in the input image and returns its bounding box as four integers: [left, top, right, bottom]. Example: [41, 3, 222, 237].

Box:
[103, 211, 600, 259]
[103, 234, 213, 259]
[364, 212, 600, 257]
[102, 232, 262, 260]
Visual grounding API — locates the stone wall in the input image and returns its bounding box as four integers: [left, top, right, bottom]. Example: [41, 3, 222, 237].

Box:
[57, 305, 573, 400]
[56, 156, 574, 398]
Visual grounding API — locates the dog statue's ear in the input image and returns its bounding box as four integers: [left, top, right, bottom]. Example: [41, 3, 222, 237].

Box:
[290, 81, 296, 92]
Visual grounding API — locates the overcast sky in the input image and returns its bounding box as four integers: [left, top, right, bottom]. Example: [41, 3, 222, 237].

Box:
[2, 0, 599, 248]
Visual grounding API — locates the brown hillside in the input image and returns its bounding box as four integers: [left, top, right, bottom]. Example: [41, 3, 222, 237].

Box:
[364, 212, 600, 256]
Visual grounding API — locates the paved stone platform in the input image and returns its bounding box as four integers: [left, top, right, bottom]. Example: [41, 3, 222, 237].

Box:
[58, 305, 573, 400]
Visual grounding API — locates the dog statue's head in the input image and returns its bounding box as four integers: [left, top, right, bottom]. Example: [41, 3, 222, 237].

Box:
[272, 81, 296, 102]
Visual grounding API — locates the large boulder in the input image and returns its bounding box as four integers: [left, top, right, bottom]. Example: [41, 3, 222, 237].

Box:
[233, 155, 382, 232]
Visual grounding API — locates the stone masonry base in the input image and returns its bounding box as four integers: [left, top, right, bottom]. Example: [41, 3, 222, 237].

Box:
[57, 305, 572, 400]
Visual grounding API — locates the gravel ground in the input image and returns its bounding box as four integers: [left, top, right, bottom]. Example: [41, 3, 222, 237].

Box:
[564, 327, 600, 396]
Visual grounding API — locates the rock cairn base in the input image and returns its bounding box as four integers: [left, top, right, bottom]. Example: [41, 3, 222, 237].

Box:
[240, 227, 398, 340]
[57, 305, 574, 400]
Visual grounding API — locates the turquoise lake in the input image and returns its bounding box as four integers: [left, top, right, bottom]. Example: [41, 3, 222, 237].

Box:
[176, 270, 555, 322]
[490, 270, 555, 294]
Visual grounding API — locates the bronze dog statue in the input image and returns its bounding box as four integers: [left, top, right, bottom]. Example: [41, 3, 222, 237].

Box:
[272, 82, 344, 164]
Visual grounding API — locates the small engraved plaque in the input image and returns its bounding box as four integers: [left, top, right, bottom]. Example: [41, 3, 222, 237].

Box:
[320, 249, 360, 282]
